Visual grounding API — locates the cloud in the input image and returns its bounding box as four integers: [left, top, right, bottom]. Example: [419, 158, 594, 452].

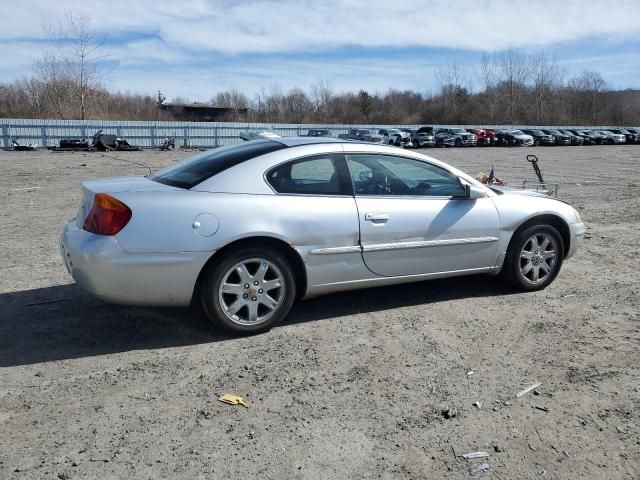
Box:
[1, 0, 640, 98]
[155, 0, 640, 54]
[3, 0, 640, 52]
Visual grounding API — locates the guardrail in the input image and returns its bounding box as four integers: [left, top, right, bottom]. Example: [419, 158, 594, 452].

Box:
[0, 119, 626, 149]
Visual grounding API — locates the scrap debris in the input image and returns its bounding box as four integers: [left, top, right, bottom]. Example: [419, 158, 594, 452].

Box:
[217, 394, 248, 408]
[470, 462, 491, 475]
[463, 451, 489, 460]
[442, 407, 457, 419]
[516, 382, 542, 398]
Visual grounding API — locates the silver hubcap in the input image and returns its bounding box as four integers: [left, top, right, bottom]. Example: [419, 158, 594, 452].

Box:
[218, 258, 285, 326]
[519, 233, 558, 285]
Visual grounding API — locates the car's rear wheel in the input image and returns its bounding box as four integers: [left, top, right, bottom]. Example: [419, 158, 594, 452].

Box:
[502, 224, 564, 291]
[199, 246, 296, 334]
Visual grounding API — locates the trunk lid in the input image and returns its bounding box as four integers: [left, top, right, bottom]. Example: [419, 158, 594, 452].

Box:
[77, 176, 180, 228]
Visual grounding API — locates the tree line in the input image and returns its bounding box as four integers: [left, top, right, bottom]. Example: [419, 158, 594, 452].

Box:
[1, 13, 638, 126]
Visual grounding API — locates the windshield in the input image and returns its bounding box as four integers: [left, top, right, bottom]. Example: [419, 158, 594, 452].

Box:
[148, 139, 285, 189]
[452, 128, 466, 134]
[548, 130, 562, 135]
[530, 130, 544, 135]
[509, 130, 524, 135]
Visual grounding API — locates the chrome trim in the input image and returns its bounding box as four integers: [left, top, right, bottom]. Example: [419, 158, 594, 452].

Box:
[362, 237, 499, 252]
[309, 245, 362, 255]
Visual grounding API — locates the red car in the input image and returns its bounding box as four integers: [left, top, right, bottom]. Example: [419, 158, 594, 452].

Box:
[467, 128, 496, 146]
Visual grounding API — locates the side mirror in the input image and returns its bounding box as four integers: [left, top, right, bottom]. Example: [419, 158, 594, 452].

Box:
[458, 178, 487, 199]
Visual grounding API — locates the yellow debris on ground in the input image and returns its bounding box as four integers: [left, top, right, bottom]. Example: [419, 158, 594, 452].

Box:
[217, 393, 248, 407]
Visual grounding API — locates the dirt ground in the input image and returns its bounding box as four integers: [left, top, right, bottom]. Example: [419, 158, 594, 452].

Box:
[0, 145, 638, 479]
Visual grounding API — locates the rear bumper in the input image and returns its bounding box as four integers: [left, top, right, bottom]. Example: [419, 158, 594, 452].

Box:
[60, 219, 210, 306]
[566, 222, 585, 260]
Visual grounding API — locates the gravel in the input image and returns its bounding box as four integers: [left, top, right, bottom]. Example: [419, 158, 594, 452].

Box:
[1, 145, 639, 479]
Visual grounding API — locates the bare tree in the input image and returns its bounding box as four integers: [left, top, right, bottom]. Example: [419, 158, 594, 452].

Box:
[213, 89, 249, 120]
[569, 70, 607, 124]
[478, 53, 500, 122]
[436, 61, 467, 122]
[531, 52, 563, 123]
[282, 88, 312, 123]
[39, 11, 107, 119]
[310, 78, 333, 122]
[499, 49, 531, 123]
[263, 84, 284, 122]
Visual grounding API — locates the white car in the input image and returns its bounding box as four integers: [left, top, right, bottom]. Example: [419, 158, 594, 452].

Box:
[378, 129, 412, 147]
[239, 130, 281, 141]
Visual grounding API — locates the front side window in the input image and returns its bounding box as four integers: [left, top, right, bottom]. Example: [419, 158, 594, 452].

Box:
[267, 154, 349, 195]
[346, 154, 465, 197]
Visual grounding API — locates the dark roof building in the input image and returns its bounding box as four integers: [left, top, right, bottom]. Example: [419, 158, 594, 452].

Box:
[159, 103, 248, 122]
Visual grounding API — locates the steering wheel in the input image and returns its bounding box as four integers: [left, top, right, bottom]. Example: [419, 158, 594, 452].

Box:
[366, 170, 390, 195]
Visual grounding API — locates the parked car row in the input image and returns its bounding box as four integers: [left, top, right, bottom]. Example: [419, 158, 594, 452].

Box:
[319, 127, 640, 148]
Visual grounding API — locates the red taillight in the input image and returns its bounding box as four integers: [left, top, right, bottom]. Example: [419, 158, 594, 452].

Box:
[83, 193, 132, 236]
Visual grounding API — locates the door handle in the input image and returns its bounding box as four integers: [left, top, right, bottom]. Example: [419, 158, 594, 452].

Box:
[365, 213, 389, 222]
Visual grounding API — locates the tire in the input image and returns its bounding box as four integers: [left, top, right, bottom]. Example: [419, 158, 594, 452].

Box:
[501, 224, 564, 291]
[414, 139, 420, 148]
[455, 138, 462, 147]
[534, 139, 540, 147]
[199, 245, 296, 335]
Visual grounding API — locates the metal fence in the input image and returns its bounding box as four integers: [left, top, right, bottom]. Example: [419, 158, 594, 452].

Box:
[0, 118, 623, 149]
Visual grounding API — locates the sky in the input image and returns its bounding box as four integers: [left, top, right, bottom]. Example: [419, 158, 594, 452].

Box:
[1, 0, 640, 102]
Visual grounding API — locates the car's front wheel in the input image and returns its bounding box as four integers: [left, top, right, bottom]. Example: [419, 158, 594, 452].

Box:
[199, 246, 296, 334]
[502, 224, 564, 291]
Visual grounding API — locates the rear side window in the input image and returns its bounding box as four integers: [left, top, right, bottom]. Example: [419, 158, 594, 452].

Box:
[149, 140, 285, 189]
[267, 154, 350, 195]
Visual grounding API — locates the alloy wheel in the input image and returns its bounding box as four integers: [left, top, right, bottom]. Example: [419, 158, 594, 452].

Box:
[519, 233, 558, 285]
[218, 258, 285, 326]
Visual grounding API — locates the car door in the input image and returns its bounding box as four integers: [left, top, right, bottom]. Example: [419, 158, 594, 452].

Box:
[346, 152, 501, 277]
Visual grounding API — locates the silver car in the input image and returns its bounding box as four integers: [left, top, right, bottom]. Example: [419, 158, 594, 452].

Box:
[594, 130, 626, 144]
[60, 138, 585, 334]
